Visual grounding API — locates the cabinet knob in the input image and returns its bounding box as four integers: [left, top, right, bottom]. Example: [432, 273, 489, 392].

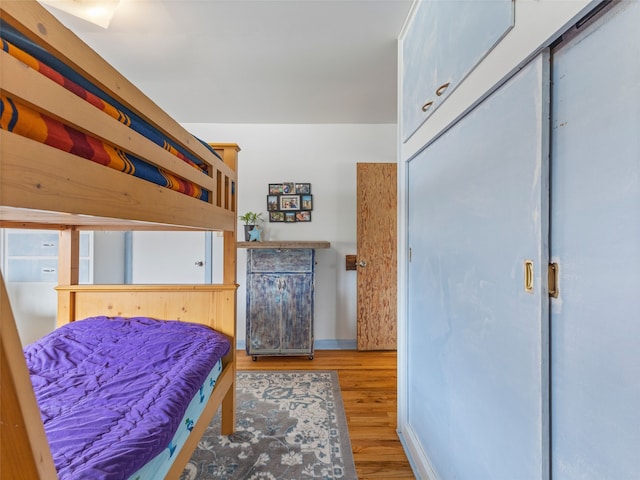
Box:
[358, 260, 367, 268]
[194, 260, 204, 267]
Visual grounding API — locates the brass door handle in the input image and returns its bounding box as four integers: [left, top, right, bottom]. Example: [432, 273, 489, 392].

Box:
[524, 260, 534, 293]
[548, 262, 559, 298]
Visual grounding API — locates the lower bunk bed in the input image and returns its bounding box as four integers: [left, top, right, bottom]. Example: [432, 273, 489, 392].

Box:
[2, 282, 238, 480]
[27, 316, 228, 480]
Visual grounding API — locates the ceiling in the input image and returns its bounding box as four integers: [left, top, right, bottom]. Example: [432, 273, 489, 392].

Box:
[42, 0, 413, 124]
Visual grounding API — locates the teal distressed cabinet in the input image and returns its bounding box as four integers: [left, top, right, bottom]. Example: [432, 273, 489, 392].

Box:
[239, 241, 330, 360]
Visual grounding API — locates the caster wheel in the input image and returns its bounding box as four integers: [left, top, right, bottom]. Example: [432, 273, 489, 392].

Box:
[252, 356, 257, 361]
[308, 355, 314, 360]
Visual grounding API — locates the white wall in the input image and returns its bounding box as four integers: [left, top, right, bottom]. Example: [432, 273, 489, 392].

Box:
[184, 123, 397, 347]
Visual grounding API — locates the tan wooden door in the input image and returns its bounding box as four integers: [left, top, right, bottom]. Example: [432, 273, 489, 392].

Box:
[356, 163, 397, 350]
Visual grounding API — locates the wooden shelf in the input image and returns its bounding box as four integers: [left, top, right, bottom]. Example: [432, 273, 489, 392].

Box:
[237, 241, 330, 249]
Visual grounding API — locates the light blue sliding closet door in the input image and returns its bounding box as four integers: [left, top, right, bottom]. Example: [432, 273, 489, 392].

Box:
[550, 3, 640, 478]
[407, 54, 550, 480]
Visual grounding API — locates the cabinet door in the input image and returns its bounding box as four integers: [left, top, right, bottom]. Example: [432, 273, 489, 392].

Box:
[407, 54, 549, 480]
[246, 273, 282, 354]
[5, 232, 58, 256]
[279, 273, 313, 353]
[401, 0, 513, 141]
[3, 231, 92, 283]
[550, 3, 640, 477]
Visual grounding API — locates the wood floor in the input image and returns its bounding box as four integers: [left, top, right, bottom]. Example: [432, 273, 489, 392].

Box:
[236, 349, 416, 480]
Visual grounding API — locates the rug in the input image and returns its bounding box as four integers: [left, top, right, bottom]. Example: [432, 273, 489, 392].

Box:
[181, 370, 358, 480]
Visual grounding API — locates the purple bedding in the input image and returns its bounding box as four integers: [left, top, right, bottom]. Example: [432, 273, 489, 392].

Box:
[24, 316, 231, 480]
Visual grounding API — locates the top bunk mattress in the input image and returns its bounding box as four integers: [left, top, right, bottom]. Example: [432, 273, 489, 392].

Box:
[24, 316, 231, 479]
[0, 19, 213, 202]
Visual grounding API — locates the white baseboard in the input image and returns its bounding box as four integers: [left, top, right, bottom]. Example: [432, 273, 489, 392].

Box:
[397, 423, 439, 480]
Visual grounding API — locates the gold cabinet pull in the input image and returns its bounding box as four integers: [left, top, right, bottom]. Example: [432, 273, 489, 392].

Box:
[421, 101, 433, 112]
[548, 262, 559, 298]
[524, 260, 534, 293]
[436, 82, 450, 96]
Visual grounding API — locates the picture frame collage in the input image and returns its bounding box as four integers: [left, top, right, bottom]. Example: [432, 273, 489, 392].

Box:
[267, 183, 313, 222]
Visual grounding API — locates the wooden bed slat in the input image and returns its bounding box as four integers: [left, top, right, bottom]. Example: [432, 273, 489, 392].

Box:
[165, 362, 236, 478]
[0, 130, 235, 230]
[0, 274, 58, 479]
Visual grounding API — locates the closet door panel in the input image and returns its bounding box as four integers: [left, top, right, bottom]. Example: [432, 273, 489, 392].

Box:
[407, 53, 549, 480]
[550, 3, 640, 478]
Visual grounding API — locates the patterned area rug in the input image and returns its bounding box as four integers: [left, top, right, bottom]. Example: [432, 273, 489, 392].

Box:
[181, 370, 358, 480]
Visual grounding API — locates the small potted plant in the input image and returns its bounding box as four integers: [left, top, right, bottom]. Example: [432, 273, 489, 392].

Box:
[238, 211, 264, 241]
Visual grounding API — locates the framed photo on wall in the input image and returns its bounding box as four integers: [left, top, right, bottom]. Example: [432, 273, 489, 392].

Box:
[295, 211, 311, 222]
[269, 211, 285, 222]
[285, 212, 296, 222]
[279, 195, 300, 211]
[295, 183, 311, 194]
[267, 183, 313, 222]
[267, 195, 279, 211]
[269, 184, 284, 194]
[301, 195, 313, 210]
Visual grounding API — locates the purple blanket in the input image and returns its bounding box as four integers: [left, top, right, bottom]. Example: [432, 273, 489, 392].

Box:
[24, 316, 231, 480]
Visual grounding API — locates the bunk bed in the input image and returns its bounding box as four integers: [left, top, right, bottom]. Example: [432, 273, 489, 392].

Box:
[0, 1, 239, 478]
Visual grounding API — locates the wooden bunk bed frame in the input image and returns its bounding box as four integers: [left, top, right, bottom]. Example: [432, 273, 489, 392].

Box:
[0, 2, 239, 478]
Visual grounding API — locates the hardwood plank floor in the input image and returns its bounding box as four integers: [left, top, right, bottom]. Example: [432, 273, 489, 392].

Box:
[236, 349, 416, 480]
